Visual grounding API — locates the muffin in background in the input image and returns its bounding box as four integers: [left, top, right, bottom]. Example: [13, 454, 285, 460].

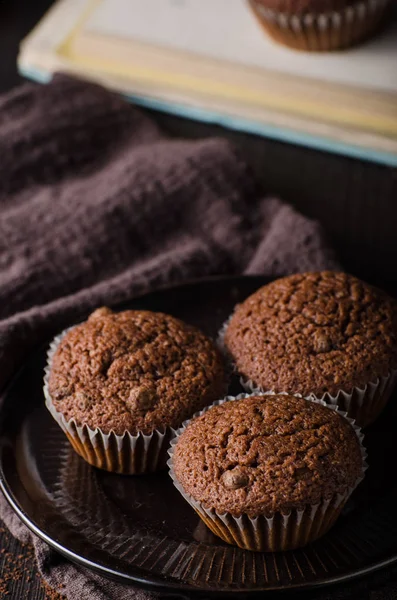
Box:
[248, 0, 391, 52]
[223, 272, 397, 426]
[169, 393, 366, 552]
[44, 307, 226, 474]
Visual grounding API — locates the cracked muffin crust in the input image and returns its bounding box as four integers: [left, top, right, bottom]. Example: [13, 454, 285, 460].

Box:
[224, 272, 397, 397]
[172, 394, 363, 517]
[48, 307, 226, 435]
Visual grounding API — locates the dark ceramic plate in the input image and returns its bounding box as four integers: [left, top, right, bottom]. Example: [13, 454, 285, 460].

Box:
[1, 276, 397, 597]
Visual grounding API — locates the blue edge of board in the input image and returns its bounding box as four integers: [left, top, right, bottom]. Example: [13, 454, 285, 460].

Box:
[19, 64, 397, 168]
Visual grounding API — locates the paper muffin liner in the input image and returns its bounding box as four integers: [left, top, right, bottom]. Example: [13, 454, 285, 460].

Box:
[242, 370, 397, 429]
[217, 316, 237, 374]
[248, 0, 391, 51]
[168, 392, 367, 552]
[218, 316, 397, 428]
[43, 327, 176, 475]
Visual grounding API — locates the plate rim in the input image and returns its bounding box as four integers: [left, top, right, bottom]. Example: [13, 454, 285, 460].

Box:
[1, 274, 397, 596]
[1, 462, 397, 596]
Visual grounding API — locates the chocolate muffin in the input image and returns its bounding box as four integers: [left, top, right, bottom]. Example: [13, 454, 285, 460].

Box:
[224, 272, 397, 426]
[169, 393, 365, 551]
[248, 0, 391, 52]
[45, 307, 226, 473]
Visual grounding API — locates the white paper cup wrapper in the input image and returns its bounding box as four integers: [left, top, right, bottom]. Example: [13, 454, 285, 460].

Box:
[44, 328, 175, 475]
[248, 0, 391, 51]
[216, 316, 236, 375]
[241, 370, 397, 429]
[168, 392, 367, 552]
[218, 317, 397, 428]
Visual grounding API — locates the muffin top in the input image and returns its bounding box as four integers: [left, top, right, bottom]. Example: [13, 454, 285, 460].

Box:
[224, 272, 397, 397]
[48, 307, 226, 435]
[251, 0, 357, 15]
[172, 394, 363, 517]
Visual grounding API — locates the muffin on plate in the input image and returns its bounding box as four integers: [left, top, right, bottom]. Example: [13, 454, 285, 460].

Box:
[248, 0, 391, 51]
[223, 272, 397, 427]
[44, 307, 226, 474]
[169, 393, 366, 552]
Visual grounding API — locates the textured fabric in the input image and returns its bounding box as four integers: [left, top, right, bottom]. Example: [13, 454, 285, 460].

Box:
[0, 74, 341, 599]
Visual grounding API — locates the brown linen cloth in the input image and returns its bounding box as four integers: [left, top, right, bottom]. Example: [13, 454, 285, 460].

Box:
[0, 73, 350, 600]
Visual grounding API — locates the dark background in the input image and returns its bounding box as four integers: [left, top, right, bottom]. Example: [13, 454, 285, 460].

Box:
[2, 0, 397, 294]
[0, 1, 396, 599]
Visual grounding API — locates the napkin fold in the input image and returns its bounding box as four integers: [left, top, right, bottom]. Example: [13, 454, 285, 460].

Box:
[0, 74, 340, 599]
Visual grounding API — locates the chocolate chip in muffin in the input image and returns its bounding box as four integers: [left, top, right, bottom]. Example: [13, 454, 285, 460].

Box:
[313, 330, 332, 354]
[126, 383, 157, 413]
[221, 467, 249, 490]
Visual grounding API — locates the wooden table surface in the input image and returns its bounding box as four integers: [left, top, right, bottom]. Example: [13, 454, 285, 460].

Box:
[1, 1, 397, 598]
